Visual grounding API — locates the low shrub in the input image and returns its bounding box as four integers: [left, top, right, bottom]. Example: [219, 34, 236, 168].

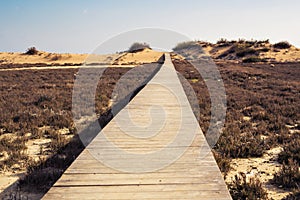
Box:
[25, 47, 38, 55]
[212, 150, 231, 175]
[217, 43, 257, 58]
[274, 41, 291, 49]
[34, 95, 52, 107]
[128, 42, 151, 53]
[19, 166, 62, 191]
[272, 159, 300, 189]
[0, 136, 27, 170]
[229, 173, 269, 200]
[238, 38, 246, 43]
[278, 138, 300, 164]
[19, 136, 84, 192]
[256, 39, 270, 44]
[216, 38, 235, 47]
[259, 47, 270, 52]
[215, 123, 266, 158]
[172, 41, 199, 51]
[236, 47, 257, 57]
[283, 189, 300, 200]
[217, 38, 229, 44]
[242, 56, 267, 63]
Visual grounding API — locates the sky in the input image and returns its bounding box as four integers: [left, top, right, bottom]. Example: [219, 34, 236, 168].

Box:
[0, 0, 300, 53]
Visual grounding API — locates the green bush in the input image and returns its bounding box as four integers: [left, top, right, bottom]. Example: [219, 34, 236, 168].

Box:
[229, 173, 269, 200]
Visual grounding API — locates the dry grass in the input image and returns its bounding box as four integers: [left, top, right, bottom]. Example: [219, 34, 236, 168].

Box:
[172, 56, 300, 197]
[272, 159, 300, 189]
[229, 173, 269, 200]
[229, 173, 268, 200]
[1, 49, 299, 198]
[0, 61, 163, 195]
[24, 47, 38, 55]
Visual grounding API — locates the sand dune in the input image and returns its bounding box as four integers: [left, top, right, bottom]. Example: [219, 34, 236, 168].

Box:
[198, 41, 300, 62]
[0, 48, 164, 67]
[0, 52, 87, 65]
[113, 48, 164, 65]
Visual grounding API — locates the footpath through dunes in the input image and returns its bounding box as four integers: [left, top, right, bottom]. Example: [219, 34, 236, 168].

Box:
[42, 54, 232, 199]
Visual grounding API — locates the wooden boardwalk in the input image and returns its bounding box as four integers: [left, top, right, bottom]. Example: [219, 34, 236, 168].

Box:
[43, 54, 232, 199]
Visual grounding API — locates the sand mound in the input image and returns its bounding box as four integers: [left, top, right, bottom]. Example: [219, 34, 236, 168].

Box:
[175, 41, 300, 63]
[113, 48, 164, 65]
[84, 53, 124, 65]
[0, 51, 87, 65]
[0, 49, 164, 67]
[207, 41, 300, 62]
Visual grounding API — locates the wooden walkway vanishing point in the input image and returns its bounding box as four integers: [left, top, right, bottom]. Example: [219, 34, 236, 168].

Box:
[43, 54, 232, 199]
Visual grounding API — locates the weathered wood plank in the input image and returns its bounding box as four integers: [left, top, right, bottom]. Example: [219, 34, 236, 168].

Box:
[45, 190, 230, 200]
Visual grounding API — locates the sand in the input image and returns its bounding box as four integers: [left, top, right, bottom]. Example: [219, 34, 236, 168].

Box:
[225, 147, 291, 200]
[0, 48, 164, 66]
[0, 52, 87, 65]
[260, 46, 300, 62]
[200, 42, 300, 62]
[113, 48, 164, 65]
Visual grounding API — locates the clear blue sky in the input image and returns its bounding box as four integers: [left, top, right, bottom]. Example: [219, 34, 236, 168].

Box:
[1, 0, 299, 53]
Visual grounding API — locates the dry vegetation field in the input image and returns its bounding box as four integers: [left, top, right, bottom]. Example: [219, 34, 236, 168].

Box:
[172, 56, 300, 200]
[0, 67, 127, 198]
[0, 41, 299, 199]
[0, 60, 162, 198]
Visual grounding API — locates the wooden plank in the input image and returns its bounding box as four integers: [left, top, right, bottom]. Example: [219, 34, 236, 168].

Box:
[45, 184, 230, 200]
[54, 175, 226, 186]
[45, 189, 230, 200]
[42, 54, 232, 199]
[75, 148, 214, 160]
[48, 184, 229, 192]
